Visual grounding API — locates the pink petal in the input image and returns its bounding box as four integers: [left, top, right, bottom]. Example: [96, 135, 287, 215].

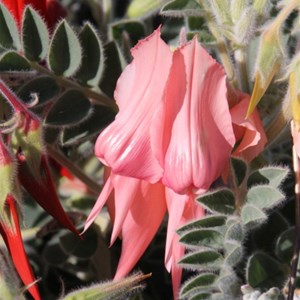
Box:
[231, 94, 267, 161]
[153, 37, 235, 194]
[114, 180, 167, 279]
[95, 28, 173, 183]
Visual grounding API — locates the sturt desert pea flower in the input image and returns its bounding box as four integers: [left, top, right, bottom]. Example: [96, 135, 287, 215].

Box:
[0, 80, 79, 236]
[95, 28, 236, 194]
[0, 0, 66, 28]
[83, 168, 204, 300]
[0, 135, 40, 300]
[230, 91, 267, 161]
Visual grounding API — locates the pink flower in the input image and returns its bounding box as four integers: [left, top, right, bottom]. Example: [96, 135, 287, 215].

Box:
[83, 168, 204, 300]
[95, 28, 236, 194]
[230, 92, 267, 161]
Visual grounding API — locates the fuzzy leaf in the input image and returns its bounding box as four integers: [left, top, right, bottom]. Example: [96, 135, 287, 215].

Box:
[61, 104, 116, 145]
[225, 221, 243, 242]
[0, 51, 31, 71]
[0, 3, 20, 50]
[180, 229, 224, 249]
[160, 0, 202, 17]
[22, 7, 49, 61]
[224, 242, 243, 267]
[99, 41, 123, 98]
[190, 293, 213, 300]
[275, 227, 294, 263]
[110, 20, 145, 48]
[48, 20, 82, 77]
[230, 157, 247, 186]
[177, 215, 227, 234]
[241, 204, 267, 229]
[197, 189, 235, 215]
[18, 76, 60, 105]
[179, 250, 223, 270]
[246, 252, 285, 289]
[246, 185, 285, 211]
[247, 166, 289, 188]
[76, 23, 104, 87]
[45, 89, 91, 126]
[59, 224, 99, 259]
[181, 273, 218, 298]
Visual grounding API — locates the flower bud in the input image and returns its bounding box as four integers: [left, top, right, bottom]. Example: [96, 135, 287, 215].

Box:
[126, 0, 162, 19]
[211, 0, 232, 25]
[253, 0, 270, 16]
[230, 0, 248, 23]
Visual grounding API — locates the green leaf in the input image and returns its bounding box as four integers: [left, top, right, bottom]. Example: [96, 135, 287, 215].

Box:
[241, 204, 267, 229]
[76, 23, 104, 87]
[0, 51, 31, 71]
[275, 227, 294, 263]
[179, 250, 223, 270]
[180, 229, 224, 249]
[48, 20, 82, 77]
[110, 20, 145, 48]
[247, 166, 289, 188]
[246, 252, 286, 289]
[224, 242, 243, 267]
[59, 224, 99, 259]
[18, 76, 60, 105]
[43, 236, 68, 266]
[197, 189, 235, 215]
[190, 293, 213, 300]
[230, 157, 247, 186]
[61, 104, 116, 145]
[160, 0, 202, 17]
[181, 273, 218, 298]
[0, 3, 20, 50]
[99, 41, 124, 98]
[177, 215, 227, 234]
[246, 185, 285, 211]
[45, 89, 91, 126]
[22, 7, 49, 61]
[225, 221, 243, 242]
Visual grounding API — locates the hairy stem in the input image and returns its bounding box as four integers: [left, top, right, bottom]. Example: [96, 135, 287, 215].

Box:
[234, 48, 249, 93]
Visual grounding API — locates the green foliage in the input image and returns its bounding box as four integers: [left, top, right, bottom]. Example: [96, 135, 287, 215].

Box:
[0, 51, 31, 71]
[178, 164, 290, 299]
[160, 0, 202, 17]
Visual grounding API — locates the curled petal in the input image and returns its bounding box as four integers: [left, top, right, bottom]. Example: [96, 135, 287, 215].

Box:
[95, 28, 173, 183]
[231, 94, 267, 161]
[153, 37, 235, 194]
[114, 181, 167, 279]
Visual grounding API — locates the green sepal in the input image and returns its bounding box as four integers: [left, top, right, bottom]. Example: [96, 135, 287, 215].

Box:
[0, 51, 31, 71]
[22, 6, 49, 61]
[246, 252, 286, 289]
[160, 0, 202, 17]
[61, 104, 116, 146]
[76, 23, 104, 87]
[230, 157, 247, 187]
[241, 204, 267, 229]
[48, 20, 82, 77]
[45, 89, 91, 127]
[0, 3, 20, 50]
[246, 185, 285, 211]
[177, 215, 227, 234]
[179, 229, 224, 249]
[179, 250, 223, 271]
[180, 273, 218, 298]
[17, 76, 60, 106]
[247, 166, 289, 188]
[197, 189, 235, 215]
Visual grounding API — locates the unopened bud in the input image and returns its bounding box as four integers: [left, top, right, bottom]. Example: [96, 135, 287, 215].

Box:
[127, 0, 162, 19]
[210, 0, 232, 25]
[253, 0, 270, 16]
[230, 0, 249, 23]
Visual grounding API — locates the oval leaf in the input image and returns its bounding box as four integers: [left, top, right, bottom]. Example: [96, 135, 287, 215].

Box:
[0, 3, 20, 50]
[230, 157, 247, 187]
[45, 89, 91, 126]
[61, 104, 115, 145]
[48, 20, 82, 77]
[76, 23, 104, 87]
[197, 189, 235, 215]
[18, 76, 60, 105]
[22, 6, 49, 61]
[160, 0, 202, 17]
[241, 204, 267, 229]
[275, 227, 295, 263]
[0, 51, 31, 71]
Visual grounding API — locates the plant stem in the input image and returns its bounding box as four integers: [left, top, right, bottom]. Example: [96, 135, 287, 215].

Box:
[30, 62, 119, 113]
[288, 139, 300, 300]
[47, 145, 101, 196]
[234, 48, 249, 93]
